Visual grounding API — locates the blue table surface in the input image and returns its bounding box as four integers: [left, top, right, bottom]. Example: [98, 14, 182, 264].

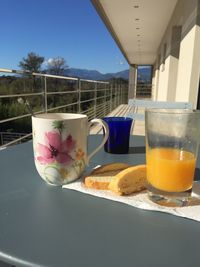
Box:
[0, 135, 200, 267]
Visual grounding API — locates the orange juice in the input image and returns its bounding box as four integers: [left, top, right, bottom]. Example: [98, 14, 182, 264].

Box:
[146, 148, 196, 192]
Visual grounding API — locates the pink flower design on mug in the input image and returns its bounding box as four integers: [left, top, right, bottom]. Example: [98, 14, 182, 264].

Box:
[36, 131, 76, 165]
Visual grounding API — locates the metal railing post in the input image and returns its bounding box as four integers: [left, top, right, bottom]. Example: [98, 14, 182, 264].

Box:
[110, 84, 112, 112]
[44, 76, 48, 113]
[104, 84, 107, 116]
[118, 84, 120, 106]
[78, 78, 81, 113]
[117, 84, 119, 107]
[94, 82, 97, 118]
[117, 84, 119, 106]
[114, 84, 116, 108]
[121, 85, 124, 104]
[120, 85, 122, 104]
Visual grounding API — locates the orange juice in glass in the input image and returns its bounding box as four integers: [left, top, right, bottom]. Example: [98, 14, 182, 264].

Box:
[145, 109, 200, 206]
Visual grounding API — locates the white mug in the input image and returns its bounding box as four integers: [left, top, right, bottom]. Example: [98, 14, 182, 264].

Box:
[32, 113, 109, 185]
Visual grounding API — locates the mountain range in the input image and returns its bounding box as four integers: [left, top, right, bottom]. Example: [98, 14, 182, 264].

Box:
[63, 67, 151, 82]
[64, 68, 129, 81]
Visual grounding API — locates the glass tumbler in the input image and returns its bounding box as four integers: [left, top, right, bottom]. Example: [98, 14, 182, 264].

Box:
[145, 109, 200, 206]
[103, 117, 133, 154]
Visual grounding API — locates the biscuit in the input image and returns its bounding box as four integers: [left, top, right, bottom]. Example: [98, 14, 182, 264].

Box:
[109, 165, 146, 195]
[84, 163, 130, 190]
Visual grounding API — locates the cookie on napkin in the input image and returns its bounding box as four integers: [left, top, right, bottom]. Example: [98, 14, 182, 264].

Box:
[109, 165, 146, 195]
[84, 163, 130, 190]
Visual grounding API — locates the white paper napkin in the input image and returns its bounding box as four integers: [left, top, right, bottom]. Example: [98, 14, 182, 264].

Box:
[62, 169, 200, 222]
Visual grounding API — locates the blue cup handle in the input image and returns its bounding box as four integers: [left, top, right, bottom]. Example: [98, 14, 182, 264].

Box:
[87, 119, 109, 164]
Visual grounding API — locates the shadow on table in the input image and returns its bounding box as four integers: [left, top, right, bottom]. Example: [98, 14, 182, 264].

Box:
[0, 260, 14, 266]
[128, 146, 145, 154]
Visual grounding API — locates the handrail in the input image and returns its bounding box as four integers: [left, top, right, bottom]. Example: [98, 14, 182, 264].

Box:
[0, 68, 78, 81]
[0, 92, 44, 98]
[0, 68, 128, 147]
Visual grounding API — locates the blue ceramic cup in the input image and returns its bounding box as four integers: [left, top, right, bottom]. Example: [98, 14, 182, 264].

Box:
[103, 117, 133, 154]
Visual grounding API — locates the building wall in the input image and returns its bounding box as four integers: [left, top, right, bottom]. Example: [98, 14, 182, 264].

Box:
[176, 25, 200, 106]
[157, 56, 170, 101]
[154, 0, 200, 108]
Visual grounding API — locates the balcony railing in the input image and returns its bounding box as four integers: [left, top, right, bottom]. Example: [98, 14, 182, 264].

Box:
[136, 83, 152, 98]
[0, 68, 128, 147]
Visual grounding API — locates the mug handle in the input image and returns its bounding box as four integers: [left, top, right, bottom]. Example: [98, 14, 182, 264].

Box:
[87, 118, 109, 164]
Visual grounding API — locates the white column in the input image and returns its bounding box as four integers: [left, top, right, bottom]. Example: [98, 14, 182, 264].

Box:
[128, 65, 137, 99]
[157, 50, 168, 101]
[152, 62, 160, 101]
[167, 26, 182, 101]
[166, 56, 179, 101]
[157, 49, 178, 101]
[176, 25, 200, 108]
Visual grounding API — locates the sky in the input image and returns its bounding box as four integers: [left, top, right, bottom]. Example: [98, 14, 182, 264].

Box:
[0, 0, 129, 74]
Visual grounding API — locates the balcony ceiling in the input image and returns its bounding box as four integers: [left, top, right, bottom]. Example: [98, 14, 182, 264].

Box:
[92, 0, 178, 65]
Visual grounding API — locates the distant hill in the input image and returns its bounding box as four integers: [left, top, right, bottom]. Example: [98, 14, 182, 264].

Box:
[0, 66, 151, 82]
[63, 67, 151, 82]
[64, 68, 129, 81]
[137, 67, 152, 82]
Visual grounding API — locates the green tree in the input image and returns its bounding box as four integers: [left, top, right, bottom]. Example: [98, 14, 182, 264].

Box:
[19, 52, 44, 92]
[46, 57, 69, 107]
[19, 52, 44, 73]
[47, 57, 68, 75]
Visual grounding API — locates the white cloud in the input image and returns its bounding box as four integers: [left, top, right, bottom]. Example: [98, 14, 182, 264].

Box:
[42, 58, 54, 67]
